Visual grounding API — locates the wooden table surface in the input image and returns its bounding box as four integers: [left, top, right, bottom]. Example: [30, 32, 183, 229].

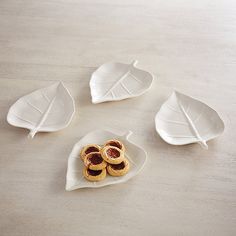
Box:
[0, 0, 236, 235]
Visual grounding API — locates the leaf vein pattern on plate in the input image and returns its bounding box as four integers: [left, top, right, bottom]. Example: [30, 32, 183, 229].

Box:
[101, 70, 141, 99]
[177, 99, 208, 149]
[163, 133, 196, 139]
[129, 73, 143, 84]
[28, 94, 57, 138]
[41, 91, 50, 102]
[26, 100, 43, 114]
[158, 117, 188, 126]
[193, 106, 205, 123]
[121, 81, 132, 95]
[12, 113, 36, 125]
[166, 104, 181, 114]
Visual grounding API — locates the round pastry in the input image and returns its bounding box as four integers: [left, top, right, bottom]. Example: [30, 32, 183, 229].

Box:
[104, 139, 125, 152]
[107, 158, 130, 177]
[84, 152, 107, 170]
[83, 168, 106, 182]
[101, 146, 125, 164]
[80, 144, 101, 161]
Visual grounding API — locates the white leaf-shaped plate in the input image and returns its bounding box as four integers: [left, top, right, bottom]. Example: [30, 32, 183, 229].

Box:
[155, 91, 224, 149]
[90, 60, 154, 103]
[7, 82, 75, 138]
[66, 129, 147, 191]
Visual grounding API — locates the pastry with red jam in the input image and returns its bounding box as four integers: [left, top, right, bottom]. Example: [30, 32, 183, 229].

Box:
[80, 144, 101, 161]
[104, 139, 125, 152]
[101, 146, 125, 164]
[83, 168, 106, 182]
[107, 158, 130, 177]
[84, 152, 107, 170]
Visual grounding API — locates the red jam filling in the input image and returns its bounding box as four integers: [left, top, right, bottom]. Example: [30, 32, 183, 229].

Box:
[108, 141, 122, 149]
[89, 153, 103, 164]
[85, 146, 99, 154]
[87, 169, 102, 176]
[107, 148, 120, 158]
[110, 161, 125, 170]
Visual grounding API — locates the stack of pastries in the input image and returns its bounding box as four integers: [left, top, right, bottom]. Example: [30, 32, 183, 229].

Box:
[80, 139, 130, 182]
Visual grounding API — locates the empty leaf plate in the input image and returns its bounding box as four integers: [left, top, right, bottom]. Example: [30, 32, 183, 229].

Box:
[7, 82, 75, 138]
[155, 91, 224, 149]
[90, 60, 154, 103]
[66, 129, 147, 190]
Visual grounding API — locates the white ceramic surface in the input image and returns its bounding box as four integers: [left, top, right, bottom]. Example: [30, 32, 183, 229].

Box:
[7, 82, 75, 138]
[155, 91, 224, 149]
[90, 60, 154, 103]
[66, 129, 147, 191]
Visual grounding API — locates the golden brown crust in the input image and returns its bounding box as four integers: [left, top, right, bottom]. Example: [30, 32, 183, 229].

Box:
[83, 168, 106, 182]
[101, 146, 125, 164]
[84, 152, 107, 170]
[104, 139, 125, 152]
[80, 144, 101, 161]
[107, 158, 130, 177]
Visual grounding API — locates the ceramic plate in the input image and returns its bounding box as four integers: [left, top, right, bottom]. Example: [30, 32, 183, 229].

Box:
[66, 129, 147, 190]
[155, 91, 224, 149]
[90, 60, 154, 103]
[7, 82, 75, 138]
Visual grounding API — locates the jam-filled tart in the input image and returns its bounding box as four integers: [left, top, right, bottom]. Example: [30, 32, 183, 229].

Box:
[80, 144, 101, 161]
[83, 168, 106, 182]
[104, 139, 125, 152]
[101, 146, 125, 164]
[107, 158, 130, 177]
[84, 152, 107, 170]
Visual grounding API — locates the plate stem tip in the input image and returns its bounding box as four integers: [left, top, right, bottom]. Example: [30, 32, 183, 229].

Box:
[131, 60, 138, 66]
[198, 140, 208, 150]
[125, 130, 133, 139]
[28, 129, 37, 139]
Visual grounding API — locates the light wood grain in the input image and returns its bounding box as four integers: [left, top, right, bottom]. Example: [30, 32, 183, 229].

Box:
[0, 0, 236, 235]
